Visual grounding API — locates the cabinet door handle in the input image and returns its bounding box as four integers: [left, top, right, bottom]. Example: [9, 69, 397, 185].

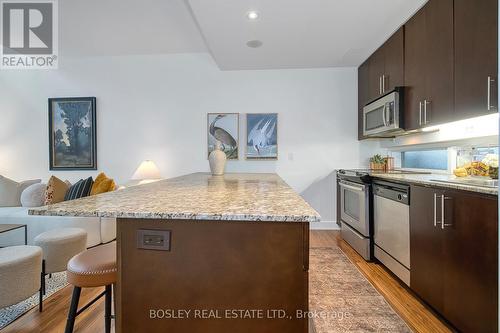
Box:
[433, 193, 439, 227]
[441, 195, 453, 229]
[423, 100, 430, 124]
[382, 74, 386, 93]
[488, 76, 496, 111]
[419, 101, 423, 126]
[379, 76, 383, 95]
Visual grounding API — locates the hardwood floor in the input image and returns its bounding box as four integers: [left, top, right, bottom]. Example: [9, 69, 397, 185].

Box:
[3, 230, 451, 333]
[310, 230, 452, 333]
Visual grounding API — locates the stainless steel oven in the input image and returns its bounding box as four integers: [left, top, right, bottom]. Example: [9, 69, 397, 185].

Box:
[363, 87, 404, 137]
[338, 177, 371, 260]
[339, 180, 369, 236]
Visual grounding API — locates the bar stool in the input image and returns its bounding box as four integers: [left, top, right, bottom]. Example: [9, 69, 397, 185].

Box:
[64, 242, 116, 333]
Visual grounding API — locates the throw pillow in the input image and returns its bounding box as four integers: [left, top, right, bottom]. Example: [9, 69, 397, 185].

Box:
[0, 176, 41, 207]
[65, 177, 94, 201]
[44, 176, 70, 205]
[21, 183, 47, 207]
[90, 172, 116, 195]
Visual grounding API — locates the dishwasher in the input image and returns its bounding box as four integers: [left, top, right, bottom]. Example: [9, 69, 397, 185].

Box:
[373, 180, 410, 286]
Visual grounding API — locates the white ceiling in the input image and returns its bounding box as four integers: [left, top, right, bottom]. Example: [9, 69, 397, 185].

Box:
[59, 0, 207, 56]
[186, 0, 427, 70]
[57, 0, 427, 69]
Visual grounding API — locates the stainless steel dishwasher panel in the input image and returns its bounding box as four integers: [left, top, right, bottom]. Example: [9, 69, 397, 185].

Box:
[373, 195, 410, 269]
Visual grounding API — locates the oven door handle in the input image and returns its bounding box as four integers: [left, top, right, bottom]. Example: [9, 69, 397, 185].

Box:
[339, 182, 365, 192]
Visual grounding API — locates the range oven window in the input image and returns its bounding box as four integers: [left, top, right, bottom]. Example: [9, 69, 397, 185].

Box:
[365, 106, 385, 131]
[343, 188, 360, 221]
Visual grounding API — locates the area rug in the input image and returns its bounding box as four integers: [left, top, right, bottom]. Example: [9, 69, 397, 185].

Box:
[309, 247, 412, 333]
[0, 271, 68, 329]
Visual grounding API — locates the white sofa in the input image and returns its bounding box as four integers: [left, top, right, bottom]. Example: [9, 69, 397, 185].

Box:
[0, 207, 115, 248]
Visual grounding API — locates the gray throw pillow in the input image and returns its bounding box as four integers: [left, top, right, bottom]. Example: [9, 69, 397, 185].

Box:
[21, 183, 47, 207]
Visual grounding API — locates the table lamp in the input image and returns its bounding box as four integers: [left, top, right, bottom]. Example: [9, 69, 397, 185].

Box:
[131, 160, 161, 185]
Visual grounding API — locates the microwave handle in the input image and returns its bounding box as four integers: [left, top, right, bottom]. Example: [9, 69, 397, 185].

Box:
[385, 102, 392, 126]
[382, 104, 387, 127]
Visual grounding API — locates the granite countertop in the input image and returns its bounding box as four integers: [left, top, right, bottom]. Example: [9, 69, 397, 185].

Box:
[29, 173, 321, 222]
[370, 172, 498, 196]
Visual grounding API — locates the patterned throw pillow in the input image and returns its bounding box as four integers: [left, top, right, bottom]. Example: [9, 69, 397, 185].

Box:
[64, 177, 94, 201]
[90, 172, 116, 195]
[44, 176, 69, 205]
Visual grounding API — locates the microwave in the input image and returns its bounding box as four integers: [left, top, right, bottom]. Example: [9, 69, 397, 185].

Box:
[363, 87, 404, 137]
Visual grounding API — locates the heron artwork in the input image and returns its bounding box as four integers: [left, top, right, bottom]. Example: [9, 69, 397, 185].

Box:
[208, 114, 239, 159]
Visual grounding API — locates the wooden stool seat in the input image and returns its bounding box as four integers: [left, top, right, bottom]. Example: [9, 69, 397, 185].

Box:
[65, 242, 116, 333]
[67, 241, 116, 288]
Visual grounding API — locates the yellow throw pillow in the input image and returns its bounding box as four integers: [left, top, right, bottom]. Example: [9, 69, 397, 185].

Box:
[44, 176, 69, 205]
[90, 172, 116, 195]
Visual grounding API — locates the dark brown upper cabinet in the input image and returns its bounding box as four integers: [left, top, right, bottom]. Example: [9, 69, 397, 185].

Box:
[454, 0, 498, 119]
[358, 61, 370, 140]
[382, 28, 404, 93]
[367, 48, 385, 101]
[410, 185, 498, 333]
[358, 27, 404, 139]
[404, 0, 454, 130]
[366, 27, 404, 103]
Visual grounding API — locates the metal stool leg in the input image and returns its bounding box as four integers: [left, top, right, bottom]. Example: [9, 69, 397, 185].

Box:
[42, 260, 46, 295]
[105, 285, 112, 333]
[65, 287, 81, 333]
[112, 284, 116, 318]
[39, 260, 46, 312]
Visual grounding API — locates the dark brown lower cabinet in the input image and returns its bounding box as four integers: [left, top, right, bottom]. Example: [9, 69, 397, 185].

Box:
[117, 219, 309, 333]
[410, 185, 498, 333]
[410, 186, 445, 313]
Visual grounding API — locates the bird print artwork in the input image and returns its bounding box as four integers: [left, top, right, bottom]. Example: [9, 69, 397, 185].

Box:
[246, 113, 278, 159]
[207, 113, 239, 159]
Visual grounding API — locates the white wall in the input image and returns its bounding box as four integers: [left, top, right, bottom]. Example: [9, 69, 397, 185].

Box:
[0, 53, 380, 224]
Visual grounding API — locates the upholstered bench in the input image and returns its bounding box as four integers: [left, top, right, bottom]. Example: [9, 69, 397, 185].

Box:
[0, 245, 42, 309]
[34, 228, 87, 311]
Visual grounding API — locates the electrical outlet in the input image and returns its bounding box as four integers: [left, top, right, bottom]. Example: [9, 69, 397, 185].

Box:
[137, 229, 171, 251]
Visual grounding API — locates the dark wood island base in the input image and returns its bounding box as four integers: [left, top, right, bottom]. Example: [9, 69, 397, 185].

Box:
[116, 219, 310, 333]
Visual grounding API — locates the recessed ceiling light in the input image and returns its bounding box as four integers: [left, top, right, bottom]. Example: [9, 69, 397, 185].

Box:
[246, 40, 263, 48]
[246, 11, 259, 20]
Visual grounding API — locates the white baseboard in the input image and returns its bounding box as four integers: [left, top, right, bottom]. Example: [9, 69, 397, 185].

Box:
[309, 221, 340, 230]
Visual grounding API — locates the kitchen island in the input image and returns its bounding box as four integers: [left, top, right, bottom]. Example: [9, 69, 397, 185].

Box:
[30, 173, 320, 333]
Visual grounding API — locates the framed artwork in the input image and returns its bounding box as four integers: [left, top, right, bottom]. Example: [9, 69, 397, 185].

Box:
[48, 97, 97, 170]
[207, 113, 239, 160]
[246, 113, 278, 159]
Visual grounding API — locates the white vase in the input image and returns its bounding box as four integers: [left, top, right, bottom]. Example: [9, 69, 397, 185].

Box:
[209, 141, 227, 175]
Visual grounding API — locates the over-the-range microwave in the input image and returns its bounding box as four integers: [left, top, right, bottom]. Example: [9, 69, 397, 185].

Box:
[363, 87, 404, 137]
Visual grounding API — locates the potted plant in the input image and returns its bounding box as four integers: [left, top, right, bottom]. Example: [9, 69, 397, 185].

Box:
[370, 154, 386, 170]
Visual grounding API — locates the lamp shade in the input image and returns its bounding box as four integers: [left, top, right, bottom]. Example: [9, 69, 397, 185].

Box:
[131, 160, 161, 180]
